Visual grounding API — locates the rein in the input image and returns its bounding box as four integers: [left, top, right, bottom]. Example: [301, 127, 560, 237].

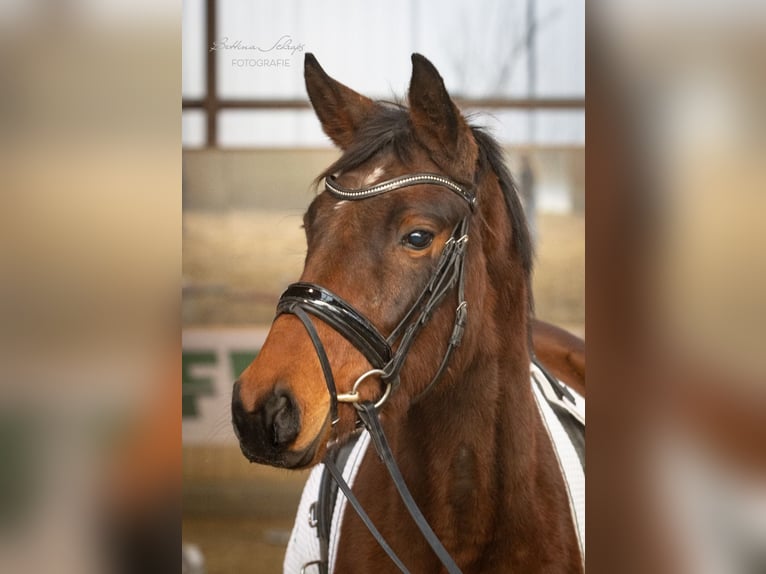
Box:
[277, 172, 474, 573]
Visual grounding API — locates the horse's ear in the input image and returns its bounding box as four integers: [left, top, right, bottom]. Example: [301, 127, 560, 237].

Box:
[304, 53, 377, 150]
[408, 54, 477, 180]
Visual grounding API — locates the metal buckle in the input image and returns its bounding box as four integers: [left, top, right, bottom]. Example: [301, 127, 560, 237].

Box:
[336, 368, 392, 410]
[308, 502, 318, 528]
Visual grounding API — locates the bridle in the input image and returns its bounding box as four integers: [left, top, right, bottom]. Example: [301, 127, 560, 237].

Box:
[276, 173, 475, 425]
[276, 171, 476, 574]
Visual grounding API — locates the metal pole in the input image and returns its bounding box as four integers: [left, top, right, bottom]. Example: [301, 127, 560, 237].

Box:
[205, 0, 217, 147]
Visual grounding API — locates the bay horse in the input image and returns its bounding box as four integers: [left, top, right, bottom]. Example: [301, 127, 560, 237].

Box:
[232, 53, 584, 573]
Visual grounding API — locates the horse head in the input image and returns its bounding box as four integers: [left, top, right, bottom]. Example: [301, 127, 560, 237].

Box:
[232, 54, 531, 469]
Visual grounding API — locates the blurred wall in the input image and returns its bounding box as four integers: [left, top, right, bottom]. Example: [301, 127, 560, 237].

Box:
[182, 147, 584, 212]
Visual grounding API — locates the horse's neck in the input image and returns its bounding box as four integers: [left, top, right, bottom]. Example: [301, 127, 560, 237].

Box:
[395, 347, 539, 522]
[379, 349, 583, 572]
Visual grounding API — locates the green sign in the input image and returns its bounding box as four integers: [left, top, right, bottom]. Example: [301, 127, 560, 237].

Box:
[182, 349, 258, 418]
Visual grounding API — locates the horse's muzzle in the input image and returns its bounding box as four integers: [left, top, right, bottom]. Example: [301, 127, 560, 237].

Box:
[231, 380, 313, 468]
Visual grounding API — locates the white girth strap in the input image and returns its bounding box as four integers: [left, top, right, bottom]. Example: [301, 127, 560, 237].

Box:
[530, 362, 586, 565]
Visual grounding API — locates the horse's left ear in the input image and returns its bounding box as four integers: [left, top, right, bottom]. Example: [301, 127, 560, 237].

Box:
[408, 54, 478, 181]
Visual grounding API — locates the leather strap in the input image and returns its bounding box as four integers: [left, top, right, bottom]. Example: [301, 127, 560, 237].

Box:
[325, 173, 476, 210]
[531, 359, 585, 468]
[531, 356, 577, 404]
[357, 402, 463, 574]
[278, 284, 392, 369]
[290, 306, 341, 425]
[385, 224, 461, 344]
[382, 219, 469, 384]
[316, 435, 360, 571]
[324, 458, 411, 573]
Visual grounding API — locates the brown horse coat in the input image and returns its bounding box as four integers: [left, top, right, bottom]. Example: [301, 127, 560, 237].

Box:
[232, 53, 585, 573]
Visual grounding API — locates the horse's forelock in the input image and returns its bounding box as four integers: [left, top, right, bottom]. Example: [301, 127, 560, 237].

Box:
[314, 104, 413, 188]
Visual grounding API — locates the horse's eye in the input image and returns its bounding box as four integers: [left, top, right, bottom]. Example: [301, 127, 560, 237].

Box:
[403, 230, 434, 250]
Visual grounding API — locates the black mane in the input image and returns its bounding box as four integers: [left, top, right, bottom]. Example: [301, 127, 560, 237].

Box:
[470, 125, 534, 279]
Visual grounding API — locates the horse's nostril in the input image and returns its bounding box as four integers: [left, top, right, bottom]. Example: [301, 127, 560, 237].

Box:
[271, 396, 288, 445]
[264, 391, 300, 448]
[232, 382, 301, 461]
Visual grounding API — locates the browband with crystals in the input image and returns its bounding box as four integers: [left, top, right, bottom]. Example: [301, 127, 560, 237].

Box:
[325, 173, 476, 210]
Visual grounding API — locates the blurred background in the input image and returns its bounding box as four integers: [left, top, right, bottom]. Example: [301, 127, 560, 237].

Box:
[2, 0, 763, 573]
[181, 1, 584, 572]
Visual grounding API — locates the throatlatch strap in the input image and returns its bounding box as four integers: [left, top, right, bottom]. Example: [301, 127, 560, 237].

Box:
[357, 402, 463, 574]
